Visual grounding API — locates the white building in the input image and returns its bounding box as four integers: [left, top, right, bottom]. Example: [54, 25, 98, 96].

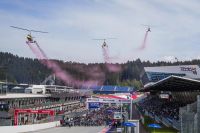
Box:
[25, 85, 73, 94]
[141, 65, 200, 85]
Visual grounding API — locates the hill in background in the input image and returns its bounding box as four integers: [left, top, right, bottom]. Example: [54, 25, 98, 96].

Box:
[1, 52, 200, 89]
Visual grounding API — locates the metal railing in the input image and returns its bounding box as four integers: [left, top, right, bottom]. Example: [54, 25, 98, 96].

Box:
[19, 100, 80, 109]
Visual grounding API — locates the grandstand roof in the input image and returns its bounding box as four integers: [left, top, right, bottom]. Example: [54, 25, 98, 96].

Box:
[0, 93, 48, 99]
[116, 86, 130, 92]
[101, 86, 115, 91]
[139, 75, 200, 92]
[92, 86, 134, 92]
[91, 86, 102, 91]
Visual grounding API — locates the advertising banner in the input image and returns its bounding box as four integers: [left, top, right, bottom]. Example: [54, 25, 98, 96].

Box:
[88, 102, 100, 109]
[87, 98, 131, 104]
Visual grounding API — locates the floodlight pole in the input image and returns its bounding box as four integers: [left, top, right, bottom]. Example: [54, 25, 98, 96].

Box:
[130, 95, 133, 119]
[121, 100, 122, 127]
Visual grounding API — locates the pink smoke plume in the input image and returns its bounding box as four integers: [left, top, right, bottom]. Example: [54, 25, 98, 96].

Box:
[87, 66, 105, 79]
[102, 45, 122, 72]
[27, 41, 103, 87]
[139, 31, 149, 50]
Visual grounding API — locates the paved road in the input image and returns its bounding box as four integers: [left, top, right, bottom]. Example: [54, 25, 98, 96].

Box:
[32, 104, 148, 133]
[32, 126, 106, 133]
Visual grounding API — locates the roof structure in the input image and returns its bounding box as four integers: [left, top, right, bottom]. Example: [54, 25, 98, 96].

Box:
[101, 86, 116, 91]
[144, 65, 200, 79]
[0, 93, 48, 99]
[139, 75, 200, 92]
[94, 93, 138, 100]
[92, 86, 134, 91]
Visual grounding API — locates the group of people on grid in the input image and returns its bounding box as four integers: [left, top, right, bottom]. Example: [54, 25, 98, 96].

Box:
[60, 105, 125, 127]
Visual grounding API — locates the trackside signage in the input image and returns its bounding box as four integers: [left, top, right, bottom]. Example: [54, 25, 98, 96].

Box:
[102, 99, 115, 102]
[88, 102, 100, 109]
[86, 98, 131, 103]
[180, 67, 197, 75]
[87, 98, 100, 102]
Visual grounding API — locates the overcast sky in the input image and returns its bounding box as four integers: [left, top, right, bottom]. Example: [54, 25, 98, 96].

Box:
[0, 0, 200, 63]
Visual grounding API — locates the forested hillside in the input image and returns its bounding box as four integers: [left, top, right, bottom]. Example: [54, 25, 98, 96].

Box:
[1, 52, 200, 89]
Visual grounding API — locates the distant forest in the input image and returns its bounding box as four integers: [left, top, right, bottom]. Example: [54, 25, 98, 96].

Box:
[1, 52, 200, 89]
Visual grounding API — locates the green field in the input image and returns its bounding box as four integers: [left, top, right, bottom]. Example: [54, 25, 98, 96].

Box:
[143, 116, 178, 133]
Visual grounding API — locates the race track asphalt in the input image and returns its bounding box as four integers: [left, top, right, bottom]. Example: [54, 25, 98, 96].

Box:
[32, 126, 106, 133]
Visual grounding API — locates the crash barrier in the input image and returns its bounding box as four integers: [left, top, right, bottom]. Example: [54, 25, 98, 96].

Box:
[0, 121, 60, 133]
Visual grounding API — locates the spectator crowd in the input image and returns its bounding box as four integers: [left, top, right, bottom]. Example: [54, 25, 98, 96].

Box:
[61, 106, 124, 127]
[138, 96, 186, 121]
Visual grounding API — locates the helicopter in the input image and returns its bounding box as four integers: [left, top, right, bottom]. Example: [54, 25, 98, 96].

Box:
[147, 27, 151, 32]
[141, 24, 152, 32]
[10, 26, 48, 43]
[93, 38, 116, 48]
[102, 41, 107, 48]
[100, 39, 108, 48]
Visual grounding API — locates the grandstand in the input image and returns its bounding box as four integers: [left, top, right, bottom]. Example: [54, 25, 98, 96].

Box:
[138, 75, 200, 133]
[0, 82, 88, 126]
[92, 85, 135, 94]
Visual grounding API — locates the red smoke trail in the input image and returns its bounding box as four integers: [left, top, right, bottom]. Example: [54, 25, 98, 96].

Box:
[26, 41, 102, 87]
[139, 31, 149, 50]
[27, 42, 74, 84]
[28, 43, 48, 66]
[35, 42, 48, 59]
[102, 46, 122, 72]
[118, 31, 150, 62]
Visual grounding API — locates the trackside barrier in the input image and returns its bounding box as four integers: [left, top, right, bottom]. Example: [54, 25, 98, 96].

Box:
[0, 121, 60, 133]
[161, 117, 171, 127]
[155, 116, 161, 123]
[172, 120, 180, 130]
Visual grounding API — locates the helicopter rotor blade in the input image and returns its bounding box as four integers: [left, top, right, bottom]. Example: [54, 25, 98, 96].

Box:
[10, 26, 31, 32]
[106, 38, 117, 40]
[10, 26, 48, 34]
[141, 24, 157, 28]
[92, 39, 105, 40]
[92, 38, 117, 40]
[30, 30, 48, 33]
[141, 24, 149, 26]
